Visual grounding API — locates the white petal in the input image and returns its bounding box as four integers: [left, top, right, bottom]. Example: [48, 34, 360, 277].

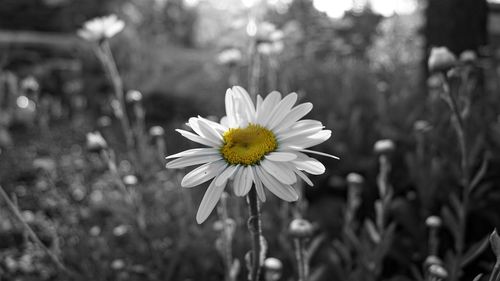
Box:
[233, 166, 245, 196]
[256, 91, 281, 125]
[260, 160, 296, 185]
[166, 154, 222, 169]
[198, 116, 227, 134]
[265, 92, 298, 128]
[232, 86, 256, 122]
[300, 149, 340, 160]
[241, 167, 254, 195]
[176, 129, 220, 147]
[233, 165, 252, 197]
[220, 116, 230, 127]
[273, 103, 313, 132]
[276, 119, 324, 137]
[181, 160, 227, 188]
[292, 157, 325, 175]
[289, 164, 314, 186]
[215, 165, 238, 186]
[251, 166, 266, 202]
[255, 166, 298, 202]
[277, 124, 324, 142]
[265, 152, 297, 162]
[197, 118, 223, 144]
[166, 148, 219, 160]
[281, 130, 331, 149]
[225, 89, 237, 127]
[196, 178, 227, 224]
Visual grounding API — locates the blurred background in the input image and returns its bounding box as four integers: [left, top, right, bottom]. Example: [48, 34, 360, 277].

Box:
[1, 0, 500, 280]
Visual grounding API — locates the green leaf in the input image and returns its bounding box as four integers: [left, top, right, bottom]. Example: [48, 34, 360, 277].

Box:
[461, 235, 490, 267]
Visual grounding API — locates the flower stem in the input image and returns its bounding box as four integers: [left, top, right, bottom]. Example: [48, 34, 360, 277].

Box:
[95, 41, 135, 154]
[440, 73, 470, 281]
[0, 185, 75, 277]
[247, 187, 263, 281]
[219, 193, 234, 281]
[294, 238, 308, 281]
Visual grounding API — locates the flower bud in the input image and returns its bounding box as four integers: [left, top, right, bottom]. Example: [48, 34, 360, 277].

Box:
[428, 264, 448, 279]
[424, 255, 443, 268]
[126, 90, 143, 103]
[149, 126, 165, 137]
[86, 132, 107, 152]
[459, 50, 477, 63]
[111, 259, 125, 270]
[123, 174, 138, 186]
[346, 172, 364, 185]
[428, 47, 457, 73]
[373, 139, 395, 155]
[217, 47, 242, 66]
[289, 218, 313, 238]
[264, 257, 283, 281]
[97, 116, 112, 128]
[414, 120, 432, 133]
[425, 216, 442, 228]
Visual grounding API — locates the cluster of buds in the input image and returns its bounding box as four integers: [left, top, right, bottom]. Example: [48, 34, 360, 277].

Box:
[78, 14, 125, 43]
[247, 20, 284, 56]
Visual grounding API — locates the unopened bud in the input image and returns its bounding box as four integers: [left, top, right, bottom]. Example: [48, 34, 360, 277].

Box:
[428, 47, 457, 73]
[373, 139, 395, 154]
[123, 174, 138, 186]
[149, 126, 165, 137]
[86, 132, 107, 152]
[428, 264, 448, 279]
[97, 116, 112, 128]
[264, 257, 283, 281]
[459, 50, 477, 63]
[424, 255, 443, 268]
[425, 216, 442, 228]
[346, 173, 364, 185]
[126, 90, 143, 103]
[414, 120, 432, 133]
[289, 218, 313, 238]
[111, 259, 125, 270]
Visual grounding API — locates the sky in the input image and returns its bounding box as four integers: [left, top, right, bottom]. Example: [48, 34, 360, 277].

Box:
[313, 0, 419, 18]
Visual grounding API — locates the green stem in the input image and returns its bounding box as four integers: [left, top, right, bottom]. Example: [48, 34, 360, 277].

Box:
[294, 238, 308, 281]
[441, 73, 470, 281]
[96, 41, 135, 153]
[247, 188, 262, 281]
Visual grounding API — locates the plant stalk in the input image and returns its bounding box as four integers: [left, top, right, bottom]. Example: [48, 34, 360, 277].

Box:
[247, 188, 263, 281]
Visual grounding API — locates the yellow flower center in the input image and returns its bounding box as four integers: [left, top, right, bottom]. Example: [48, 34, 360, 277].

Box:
[220, 124, 277, 166]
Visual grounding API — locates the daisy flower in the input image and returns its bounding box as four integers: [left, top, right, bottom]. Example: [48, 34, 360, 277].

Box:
[166, 86, 337, 223]
[77, 14, 125, 42]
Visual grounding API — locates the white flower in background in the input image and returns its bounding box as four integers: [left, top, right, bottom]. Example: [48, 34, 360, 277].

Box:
[77, 14, 125, 42]
[166, 86, 337, 223]
[216, 47, 243, 66]
[428, 47, 457, 73]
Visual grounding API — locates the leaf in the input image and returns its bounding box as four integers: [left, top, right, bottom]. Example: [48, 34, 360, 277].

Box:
[441, 206, 460, 240]
[470, 154, 489, 193]
[307, 234, 326, 260]
[490, 228, 500, 260]
[364, 219, 381, 244]
[472, 273, 483, 281]
[449, 193, 463, 217]
[461, 235, 490, 267]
